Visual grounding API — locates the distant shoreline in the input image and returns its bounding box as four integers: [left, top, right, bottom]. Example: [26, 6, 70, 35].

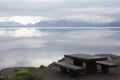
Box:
[0, 26, 120, 29]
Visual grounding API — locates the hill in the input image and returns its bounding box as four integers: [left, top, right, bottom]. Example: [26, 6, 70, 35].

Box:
[0, 21, 23, 27]
[32, 20, 120, 27]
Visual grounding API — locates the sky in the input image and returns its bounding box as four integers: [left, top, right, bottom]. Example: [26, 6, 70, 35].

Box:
[0, 0, 120, 25]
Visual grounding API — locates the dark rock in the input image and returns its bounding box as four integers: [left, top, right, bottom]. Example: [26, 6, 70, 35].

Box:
[40, 65, 47, 68]
[1, 54, 120, 80]
[0, 67, 29, 79]
[0, 76, 8, 80]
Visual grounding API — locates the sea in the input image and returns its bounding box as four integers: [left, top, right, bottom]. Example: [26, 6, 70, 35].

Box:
[0, 27, 120, 69]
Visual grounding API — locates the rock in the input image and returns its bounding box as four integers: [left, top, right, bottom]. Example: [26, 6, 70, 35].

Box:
[40, 65, 47, 68]
[0, 76, 8, 80]
[0, 67, 29, 80]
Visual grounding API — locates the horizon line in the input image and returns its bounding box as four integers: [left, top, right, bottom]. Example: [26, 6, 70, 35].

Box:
[0, 26, 120, 29]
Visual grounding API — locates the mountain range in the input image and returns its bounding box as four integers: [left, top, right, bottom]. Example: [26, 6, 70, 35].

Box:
[0, 21, 23, 27]
[0, 20, 120, 27]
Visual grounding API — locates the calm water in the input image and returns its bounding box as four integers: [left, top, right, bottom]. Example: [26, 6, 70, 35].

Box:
[0, 27, 120, 69]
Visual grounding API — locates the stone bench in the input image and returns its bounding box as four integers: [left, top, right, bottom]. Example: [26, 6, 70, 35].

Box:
[96, 61, 118, 73]
[54, 62, 85, 77]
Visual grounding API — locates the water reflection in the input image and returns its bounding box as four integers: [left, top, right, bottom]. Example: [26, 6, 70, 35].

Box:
[0, 27, 120, 69]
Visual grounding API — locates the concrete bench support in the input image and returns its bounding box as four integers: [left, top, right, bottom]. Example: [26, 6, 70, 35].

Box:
[97, 61, 118, 73]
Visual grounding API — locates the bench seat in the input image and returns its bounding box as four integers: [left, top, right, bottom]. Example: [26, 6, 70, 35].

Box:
[97, 61, 118, 67]
[96, 61, 118, 73]
[54, 62, 85, 77]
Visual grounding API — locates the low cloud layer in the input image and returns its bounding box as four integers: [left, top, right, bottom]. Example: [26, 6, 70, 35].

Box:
[0, 0, 120, 24]
[0, 16, 47, 25]
[63, 14, 115, 23]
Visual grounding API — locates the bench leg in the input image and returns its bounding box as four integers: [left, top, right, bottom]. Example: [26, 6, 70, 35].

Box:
[73, 60, 83, 67]
[60, 67, 68, 74]
[86, 61, 97, 74]
[69, 70, 77, 77]
[60, 67, 77, 77]
[101, 65, 109, 73]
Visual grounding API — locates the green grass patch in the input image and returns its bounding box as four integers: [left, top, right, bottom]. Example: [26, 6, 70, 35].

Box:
[9, 67, 42, 80]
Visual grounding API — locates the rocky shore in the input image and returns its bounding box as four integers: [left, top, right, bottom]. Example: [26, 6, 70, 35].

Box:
[0, 54, 120, 80]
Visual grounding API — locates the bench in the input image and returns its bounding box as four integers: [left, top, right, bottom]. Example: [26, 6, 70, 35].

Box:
[96, 61, 118, 73]
[54, 62, 85, 77]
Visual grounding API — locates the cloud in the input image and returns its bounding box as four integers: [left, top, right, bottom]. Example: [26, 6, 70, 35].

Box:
[0, 0, 119, 23]
[61, 7, 120, 14]
[63, 14, 115, 23]
[0, 28, 47, 37]
[0, 16, 47, 25]
[0, 0, 119, 22]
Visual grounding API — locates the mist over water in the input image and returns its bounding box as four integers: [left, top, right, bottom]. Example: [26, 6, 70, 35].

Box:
[0, 27, 120, 69]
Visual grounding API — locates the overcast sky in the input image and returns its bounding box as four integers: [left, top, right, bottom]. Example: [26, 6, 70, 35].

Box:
[0, 0, 120, 24]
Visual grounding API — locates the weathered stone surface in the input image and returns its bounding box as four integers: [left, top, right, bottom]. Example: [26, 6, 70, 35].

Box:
[0, 54, 120, 80]
[0, 76, 8, 80]
[0, 67, 29, 79]
[32, 54, 120, 80]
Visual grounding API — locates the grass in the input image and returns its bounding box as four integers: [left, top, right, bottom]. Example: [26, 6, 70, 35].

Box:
[9, 67, 42, 80]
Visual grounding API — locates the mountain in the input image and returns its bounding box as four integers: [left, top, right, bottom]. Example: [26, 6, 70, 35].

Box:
[32, 20, 120, 27]
[32, 20, 95, 27]
[102, 22, 120, 27]
[0, 21, 23, 27]
[0, 20, 120, 27]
